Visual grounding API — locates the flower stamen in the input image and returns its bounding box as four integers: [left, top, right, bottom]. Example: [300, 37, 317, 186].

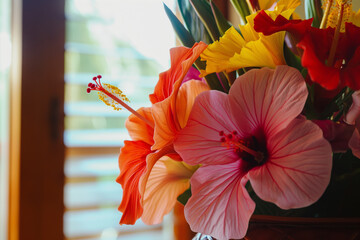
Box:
[220, 131, 264, 163]
[320, 0, 334, 29]
[87, 75, 154, 128]
[327, 1, 349, 67]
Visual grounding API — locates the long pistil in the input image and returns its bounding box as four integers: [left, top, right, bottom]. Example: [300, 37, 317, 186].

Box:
[87, 75, 154, 128]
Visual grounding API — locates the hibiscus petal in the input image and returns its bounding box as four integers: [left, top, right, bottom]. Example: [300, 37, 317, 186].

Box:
[149, 42, 207, 104]
[151, 42, 208, 150]
[248, 117, 332, 209]
[141, 157, 195, 224]
[176, 80, 210, 129]
[174, 90, 242, 166]
[229, 66, 308, 138]
[125, 107, 154, 145]
[184, 161, 255, 240]
[138, 145, 177, 208]
[117, 140, 151, 224]
[151, 97, 178, 150]
[150, 80, 210, 151]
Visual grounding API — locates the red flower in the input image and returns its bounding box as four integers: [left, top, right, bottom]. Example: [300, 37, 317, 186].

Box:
[254, 10, 360, 90]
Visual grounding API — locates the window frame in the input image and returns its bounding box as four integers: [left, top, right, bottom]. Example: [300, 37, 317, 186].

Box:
[9, 0, 65, 239]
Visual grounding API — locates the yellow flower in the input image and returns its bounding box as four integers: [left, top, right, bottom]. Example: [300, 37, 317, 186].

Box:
[200, 0, 300, 77]
[352, 9, 360, 26]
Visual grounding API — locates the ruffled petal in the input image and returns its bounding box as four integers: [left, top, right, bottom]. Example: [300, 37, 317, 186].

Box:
[149, 42, 207, 104]
[254, 10, 312, 40]
[228, 34, 285, 69]
[176, 80, 210, 129]
[184, 162, 255, 240]
[229, 66, 308, 138]
[125, 107, 154, 145]
[254, 12, 360, 90]
[151, 97, 178, 150]
[151, 81, 209, 151]
[200, 27, 246, 76]
[200, 7, 297, 77]
[151, 42, 208, 150]
[297, 34, 340, 90]
[248, 117, 332, 209]
[174, 90, 242, 166]
[138, 145, 177, 208]
[273, 0, 301, 13]
[258, 0, 276, 10]
[141, 157, 196, 224]
[117, 140, 151, 224]
[351, 9, 360, 27]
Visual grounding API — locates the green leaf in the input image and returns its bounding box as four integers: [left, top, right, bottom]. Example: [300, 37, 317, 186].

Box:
[177, 188, 192, 205]
[304, 0, 323, 28]
[163, 3, 196, 48]
[189, 0, 221, 42]
[210, 0, 232, 36]
[177, 0, 212, 44]
[230, 0, 250, 25]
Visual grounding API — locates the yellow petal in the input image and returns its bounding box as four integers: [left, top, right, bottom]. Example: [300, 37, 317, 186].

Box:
[229, 33, 286, 69]
[200, 27, 246, 76]
[259, 0, 277, 10]
[275, 0, 301, 13]
[351, 9, 360, 27]
[200, 0, 299, 77]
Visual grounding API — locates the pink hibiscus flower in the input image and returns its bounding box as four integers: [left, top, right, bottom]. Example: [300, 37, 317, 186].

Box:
[174, 66, 332, 240]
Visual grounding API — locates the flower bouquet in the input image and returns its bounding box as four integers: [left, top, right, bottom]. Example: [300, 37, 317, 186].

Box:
[87, 0, 360, 239]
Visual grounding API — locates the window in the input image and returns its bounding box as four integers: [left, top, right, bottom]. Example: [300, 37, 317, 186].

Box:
[6, 1, 229, 239]
[64, 0, 176, 239]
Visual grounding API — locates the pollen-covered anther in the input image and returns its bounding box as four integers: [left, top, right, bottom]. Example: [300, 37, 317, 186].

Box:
[85, 75, 154, 128]
[98, 83, 130, 111]
[326, 0, 352, 32]
[86, 75, 130, 111]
